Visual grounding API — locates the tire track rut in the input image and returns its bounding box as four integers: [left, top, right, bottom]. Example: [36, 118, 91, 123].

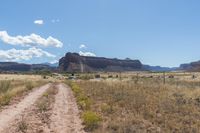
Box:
[50, 83, 85, 133]
[0, 84, 51, 132]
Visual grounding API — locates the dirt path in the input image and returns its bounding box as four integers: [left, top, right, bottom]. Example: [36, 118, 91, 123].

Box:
[0, 84, 51, 132]
[50, 83, 85, 133]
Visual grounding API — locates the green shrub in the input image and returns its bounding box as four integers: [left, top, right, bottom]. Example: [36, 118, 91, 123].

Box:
[71, 83, 82, 96]
[82, 111, 101, 131]
[77, 95, 92, 110]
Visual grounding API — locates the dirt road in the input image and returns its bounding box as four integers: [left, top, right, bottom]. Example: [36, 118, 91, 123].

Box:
[0, 84, 51, 132]
[0, 83, 85, 133]
[50, 83, 85, 133]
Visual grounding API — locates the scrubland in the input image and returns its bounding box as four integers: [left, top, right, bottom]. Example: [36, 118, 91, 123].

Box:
[1, 72, 200, 133]
[71, 72, 200, 133]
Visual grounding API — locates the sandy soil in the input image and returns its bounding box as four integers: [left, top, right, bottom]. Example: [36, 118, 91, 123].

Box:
[50, 83, 85, 133]
[0, 84, 51, 132]
[0, 83, 85, 133]
[5, 85, 57, 133]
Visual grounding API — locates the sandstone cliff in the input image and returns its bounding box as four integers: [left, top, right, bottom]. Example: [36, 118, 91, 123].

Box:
[59, 52, 142, 72]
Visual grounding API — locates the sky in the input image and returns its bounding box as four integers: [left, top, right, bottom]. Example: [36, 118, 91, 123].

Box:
[0, 0, 200, 67]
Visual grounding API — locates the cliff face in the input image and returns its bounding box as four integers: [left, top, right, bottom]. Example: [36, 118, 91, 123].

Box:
[180, 61, 200, 71]
[142, 65, 177, 72]
[59, 52, 142, 72]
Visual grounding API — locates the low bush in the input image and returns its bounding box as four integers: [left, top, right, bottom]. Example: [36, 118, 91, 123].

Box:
[77, 94, 92, 110]
[82, 111, 101, 131]
[71, 83, 82, 96]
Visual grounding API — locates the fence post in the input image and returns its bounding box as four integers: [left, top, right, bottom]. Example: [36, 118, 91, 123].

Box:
[163, 72, 166, 84]
[136, 72, 139, 84]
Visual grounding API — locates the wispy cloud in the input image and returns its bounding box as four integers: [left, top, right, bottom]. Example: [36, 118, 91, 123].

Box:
[0, 31, 63, 48]
[51, 19, 60, 23]
[34, 19, 44, 25]
[79, 51, 96, 57]
[0, 47, 55, 61]
[79, 44, 87, 49]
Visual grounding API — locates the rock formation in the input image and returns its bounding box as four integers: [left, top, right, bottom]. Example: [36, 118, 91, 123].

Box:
[59, 52, 142, 72]
[180, 61, 200, 71]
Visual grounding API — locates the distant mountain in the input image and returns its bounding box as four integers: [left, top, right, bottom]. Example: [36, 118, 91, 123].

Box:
[42, 62, 58, 67]
[143, 65, 178, 72]
[59, 52, 142, 72]
[0, 62, 31, 72]
[179, 61, 200, 71]
[31, 64, 54, 71]
[0, 62, 56, 72]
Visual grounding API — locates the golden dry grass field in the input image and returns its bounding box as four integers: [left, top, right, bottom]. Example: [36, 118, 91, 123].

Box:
[0, 74, 49, 108]
[70, 72, 200, 133]
[1, 72, 200, 133]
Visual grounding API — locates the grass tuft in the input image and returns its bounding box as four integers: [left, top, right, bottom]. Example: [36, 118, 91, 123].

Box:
[0, 80, 11, 93]
[17, 117, 28, 133]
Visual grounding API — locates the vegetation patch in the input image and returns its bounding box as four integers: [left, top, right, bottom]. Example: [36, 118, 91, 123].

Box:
[69, 81, 102, 131]
[82, 111, 101, 131]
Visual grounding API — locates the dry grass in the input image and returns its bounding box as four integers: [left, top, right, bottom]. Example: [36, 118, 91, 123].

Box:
[73, 76, 200, 133]
[0, 74, 42, 81]
[17, 116, 28, 133]
[0, 75, 48, 108]
[0, 74, 59, 82]
[68, 82, 101, 131]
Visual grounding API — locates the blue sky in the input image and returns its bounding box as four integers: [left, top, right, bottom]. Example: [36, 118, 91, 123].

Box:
[0, 0, 200, 67]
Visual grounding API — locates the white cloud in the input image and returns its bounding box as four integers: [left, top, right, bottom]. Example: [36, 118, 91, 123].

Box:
[0, 31, 63, 48]
[79, 44, 87, 49]
[79, 51, 96, 57]
[34, 20, 44, 25]
[50, 60, 58, 64]
[0, 47, 55, 61]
